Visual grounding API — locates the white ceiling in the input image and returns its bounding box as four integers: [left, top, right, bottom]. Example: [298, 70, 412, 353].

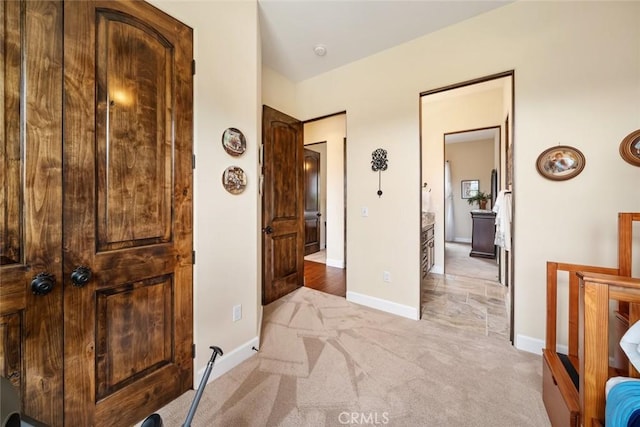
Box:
[258, 0, 513, 82]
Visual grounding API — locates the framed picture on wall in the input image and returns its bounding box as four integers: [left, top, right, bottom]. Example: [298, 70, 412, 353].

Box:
[619, 129, 640, 167]
[535, 145, 585, 181]
[461, 180, 479, 199]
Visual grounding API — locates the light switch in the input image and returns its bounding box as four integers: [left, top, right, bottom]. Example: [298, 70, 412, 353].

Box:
[361, 207, 369, 217]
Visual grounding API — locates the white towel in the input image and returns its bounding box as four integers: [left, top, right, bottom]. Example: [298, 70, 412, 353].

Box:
[492, 190, 512, 251]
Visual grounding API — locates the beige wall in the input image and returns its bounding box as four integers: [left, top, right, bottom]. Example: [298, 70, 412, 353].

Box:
[150, 0, 261, 380]
[293, 1, 640, 348]
[446, 139, 495, 242]
[149, 0, 640, 382]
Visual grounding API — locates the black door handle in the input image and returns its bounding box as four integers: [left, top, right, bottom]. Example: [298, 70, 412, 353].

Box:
[70, 266, 92, 287]
[31, 272, 56, 296]
[316, 213, 322, 217]
[262, 225, 273, 234]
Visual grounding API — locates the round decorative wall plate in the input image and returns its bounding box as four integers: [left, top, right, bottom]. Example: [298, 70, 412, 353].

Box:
[535, 145, 585, 181]
[619, 129, 640, 167]
[222, 166, 247, 195]
[222, 127, 246, 156]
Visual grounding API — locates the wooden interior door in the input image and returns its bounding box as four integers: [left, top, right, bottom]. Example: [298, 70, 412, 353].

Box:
[262, 106, 304, 305]
[304, 149, 321, 255]
[0, 1, 64, 425]
[63, 2, 193, 426]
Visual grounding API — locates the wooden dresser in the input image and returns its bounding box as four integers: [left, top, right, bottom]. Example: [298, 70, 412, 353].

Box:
[470, 210, 496, 259]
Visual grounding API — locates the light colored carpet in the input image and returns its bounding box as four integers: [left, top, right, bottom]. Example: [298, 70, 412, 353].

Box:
[146, 287, 549, 427]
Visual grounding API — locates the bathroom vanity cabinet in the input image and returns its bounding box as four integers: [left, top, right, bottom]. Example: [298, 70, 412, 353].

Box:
[421, 223, 435, 278]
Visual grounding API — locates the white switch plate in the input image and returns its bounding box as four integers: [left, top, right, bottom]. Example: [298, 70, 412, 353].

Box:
[233, 304, 242, 322]
[361, 207, 369, 217]
[383, 271, 391, 282]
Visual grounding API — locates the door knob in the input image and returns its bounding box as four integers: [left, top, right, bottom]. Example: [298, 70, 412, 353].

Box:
[70, 266, 92, 287]
[262, 225, 273, 234]
[316, 213, 322, 217]
[31, 272, 56, 296]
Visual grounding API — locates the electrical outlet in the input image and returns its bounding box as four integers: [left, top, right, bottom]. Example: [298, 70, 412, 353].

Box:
[233, 304, 242, 322]
[383, 271, 391, 282]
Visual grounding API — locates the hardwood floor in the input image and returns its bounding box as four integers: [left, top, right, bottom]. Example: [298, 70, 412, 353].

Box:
[304, 260, 346, 297]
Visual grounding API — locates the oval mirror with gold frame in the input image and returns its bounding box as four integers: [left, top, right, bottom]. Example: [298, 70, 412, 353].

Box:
[619, 129, 640, 167]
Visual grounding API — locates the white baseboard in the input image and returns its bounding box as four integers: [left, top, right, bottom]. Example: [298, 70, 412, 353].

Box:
[430, 265, 444, 275]
[515, 334, 567, 356]
[347, 291, 419, 320]
[453, 237, 472, 244]
[195, 336, 259, 389]
[326, 258, 345, 268]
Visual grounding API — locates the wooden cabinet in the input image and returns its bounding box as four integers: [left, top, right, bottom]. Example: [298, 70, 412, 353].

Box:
[470, 211, 496, 258]
[421, 224, 435, 278]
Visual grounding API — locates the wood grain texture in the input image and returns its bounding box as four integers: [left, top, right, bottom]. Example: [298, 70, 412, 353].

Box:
[0, 0, 22, 265]
[262, 106, 304, 305]
[63, 1, 193, 426]
[95, 12, 172, 249]
[0, 2, 65, 425]
[304, 260, 346, 297]
[579, 278, 610, 427]
[544, 211, 640, 427]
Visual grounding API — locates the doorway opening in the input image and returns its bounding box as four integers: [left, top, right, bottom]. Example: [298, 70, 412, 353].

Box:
[444, 127, 500, 283]
[420, 71, 514, 342]
[302, 113, 347, 298]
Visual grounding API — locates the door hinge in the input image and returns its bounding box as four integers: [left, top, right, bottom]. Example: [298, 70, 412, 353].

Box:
[191, 59, 196, 76]
[192, 343, 196, 359]
[192, 154, 196, 169]
[192, 250, 196, 264]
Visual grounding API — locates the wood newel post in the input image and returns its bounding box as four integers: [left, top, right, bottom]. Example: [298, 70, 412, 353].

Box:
[579, 277, 610, 426]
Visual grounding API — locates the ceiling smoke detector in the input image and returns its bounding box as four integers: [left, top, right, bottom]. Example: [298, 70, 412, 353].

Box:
[313, 44, 327, 57]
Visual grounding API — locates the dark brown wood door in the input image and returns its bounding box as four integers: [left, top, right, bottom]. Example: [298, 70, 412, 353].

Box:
[63, 2, 193, 426]
[0, 2, 64, 425]
[304, 149, 321, 255]
[262, 106, 304, 305]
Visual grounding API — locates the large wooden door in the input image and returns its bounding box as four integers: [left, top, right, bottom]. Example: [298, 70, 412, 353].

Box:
[0, 2, 64, 425]
[262, 106, 304, 305]
[304, 149, 321, 255]
[63, 2, 193, 426]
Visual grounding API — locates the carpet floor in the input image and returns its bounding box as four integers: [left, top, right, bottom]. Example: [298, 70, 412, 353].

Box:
[146, 286, 550, 427]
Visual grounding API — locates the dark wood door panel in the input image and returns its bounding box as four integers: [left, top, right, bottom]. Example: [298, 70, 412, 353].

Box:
[271, 124, 301, 219]
[0, 313, 22, 389]
[0, 2, 64, 425]
[96, 275, 173, 399]
[63, 2, 193, 426]
[0, 0, 22, 266]
[95, 9, 173, 250]
[262, 106, 304, 305]
[304, 149, 320, 255]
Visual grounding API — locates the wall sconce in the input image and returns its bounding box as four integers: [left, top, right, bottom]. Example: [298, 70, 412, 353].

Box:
[371, 148, 388, 197]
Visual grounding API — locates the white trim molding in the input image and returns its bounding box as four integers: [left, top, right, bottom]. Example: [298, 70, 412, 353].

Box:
[195, 336, 260, 388]
[347, 291, 419, 320]
[516, 334, 567, 356]
[326, 258, 345, 268]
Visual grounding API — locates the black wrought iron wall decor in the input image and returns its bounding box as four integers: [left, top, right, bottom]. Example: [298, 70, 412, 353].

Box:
[371, 148, 388, 197]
